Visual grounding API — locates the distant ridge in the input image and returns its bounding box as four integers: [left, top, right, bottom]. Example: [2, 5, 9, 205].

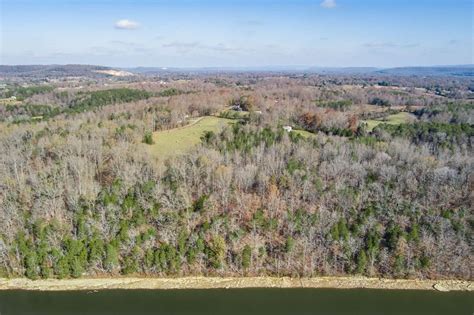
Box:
[125, 66, 380, 74]
[125, 65, 474, 77]
[375, 65, 474, 77]
[1, 64, 473, 77]
[0, 64, 116, 78]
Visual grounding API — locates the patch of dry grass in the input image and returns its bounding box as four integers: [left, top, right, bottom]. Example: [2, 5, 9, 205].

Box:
[148, 116, 234, 159]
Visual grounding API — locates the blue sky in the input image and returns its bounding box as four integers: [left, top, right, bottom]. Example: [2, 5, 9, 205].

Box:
[0, 0, 472, 67]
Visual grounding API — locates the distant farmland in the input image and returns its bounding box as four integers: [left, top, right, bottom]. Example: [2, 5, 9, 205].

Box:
[363, 112, 417, 131]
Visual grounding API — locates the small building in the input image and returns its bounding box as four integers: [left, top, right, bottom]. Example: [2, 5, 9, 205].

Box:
[283, 126, 292, 132]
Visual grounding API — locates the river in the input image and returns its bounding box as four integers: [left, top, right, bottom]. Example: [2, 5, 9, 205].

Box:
[0, 288, 472, 315]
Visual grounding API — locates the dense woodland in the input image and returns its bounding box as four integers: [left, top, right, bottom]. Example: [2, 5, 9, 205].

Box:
[0, 69, 472, 280]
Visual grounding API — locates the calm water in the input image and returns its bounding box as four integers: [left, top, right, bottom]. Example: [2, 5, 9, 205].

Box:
[0, 288, 472, 315]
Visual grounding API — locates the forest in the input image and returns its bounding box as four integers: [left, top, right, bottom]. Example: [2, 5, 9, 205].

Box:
[0, 68, 472, 281]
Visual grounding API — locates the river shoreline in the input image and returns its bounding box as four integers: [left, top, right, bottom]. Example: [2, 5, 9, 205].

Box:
[0, 276, 472, 292]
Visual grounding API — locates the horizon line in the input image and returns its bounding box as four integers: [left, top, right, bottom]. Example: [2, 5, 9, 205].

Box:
[1, 63, 473, 69]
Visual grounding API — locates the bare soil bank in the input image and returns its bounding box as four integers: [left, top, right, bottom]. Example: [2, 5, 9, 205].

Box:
[0, 276, 472, 292]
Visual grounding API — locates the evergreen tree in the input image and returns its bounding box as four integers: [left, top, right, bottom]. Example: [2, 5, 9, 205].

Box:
[242, 245, 252, 269]
[356, 250, 367, 274]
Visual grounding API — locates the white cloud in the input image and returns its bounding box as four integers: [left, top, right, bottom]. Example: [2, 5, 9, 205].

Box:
[321, 0, 337, 9]
[114, 19, 139, 30]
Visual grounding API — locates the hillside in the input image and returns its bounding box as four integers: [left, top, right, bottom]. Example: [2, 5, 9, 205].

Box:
[0, 65, 129, 79]
[0, 71, 472, 282]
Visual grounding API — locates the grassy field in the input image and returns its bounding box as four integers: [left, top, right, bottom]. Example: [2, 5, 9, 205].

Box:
[363, 112, 417, 131]
[149, 116, 234, 159]
[0, 98, 21, 106]
[293, 129, 315, 138]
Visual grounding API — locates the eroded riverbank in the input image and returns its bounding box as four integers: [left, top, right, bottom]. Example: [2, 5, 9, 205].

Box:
[0, 276, 472, 292]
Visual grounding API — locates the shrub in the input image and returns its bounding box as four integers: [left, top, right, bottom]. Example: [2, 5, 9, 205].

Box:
[142, 131, 155, 145]
[285, 236, 295, 253]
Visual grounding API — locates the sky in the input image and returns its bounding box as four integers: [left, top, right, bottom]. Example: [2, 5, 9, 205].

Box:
[0, 0, 472, 68]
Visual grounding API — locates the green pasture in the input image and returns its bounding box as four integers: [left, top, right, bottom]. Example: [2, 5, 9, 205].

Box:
[363, 112, 417, 131]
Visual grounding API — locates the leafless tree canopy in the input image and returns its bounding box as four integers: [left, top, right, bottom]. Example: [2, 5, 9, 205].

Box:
[0, 69, 472, 280]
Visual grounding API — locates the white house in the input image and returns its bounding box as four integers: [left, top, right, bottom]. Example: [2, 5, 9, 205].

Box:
[283, 126, 292, 132]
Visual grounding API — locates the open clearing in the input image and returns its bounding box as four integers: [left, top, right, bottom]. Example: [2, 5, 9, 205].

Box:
[148, 116, 313, 159]
[363, 112, 417, 131]
[149, 116, 234, 159]
[293, 129, 315, 138]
